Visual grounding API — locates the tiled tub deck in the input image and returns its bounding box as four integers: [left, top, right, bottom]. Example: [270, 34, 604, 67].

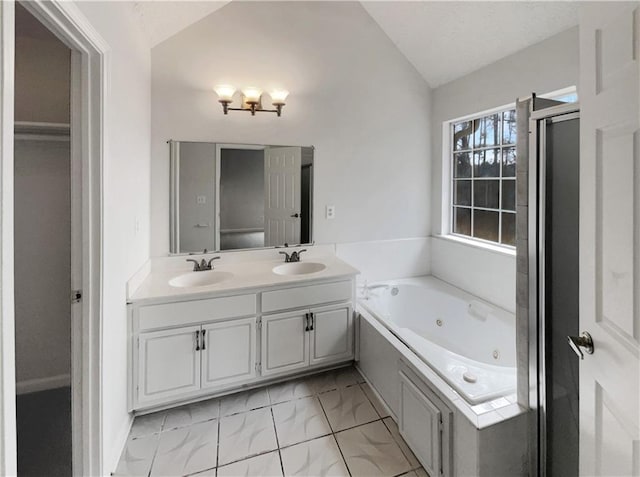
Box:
[115, 366, 429, 477]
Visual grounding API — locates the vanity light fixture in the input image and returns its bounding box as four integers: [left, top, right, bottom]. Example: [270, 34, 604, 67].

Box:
[214, 84, 289, 117]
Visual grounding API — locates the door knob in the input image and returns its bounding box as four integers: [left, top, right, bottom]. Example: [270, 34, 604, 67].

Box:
[567, 331, 594, 360]
[290, 213, 300, 218]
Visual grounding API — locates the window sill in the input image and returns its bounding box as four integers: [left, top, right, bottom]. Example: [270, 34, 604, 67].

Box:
[434, 234, 516, 257]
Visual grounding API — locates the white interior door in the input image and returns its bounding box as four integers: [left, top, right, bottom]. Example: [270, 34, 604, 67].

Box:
[578, 4, 639, 475]
[264, 146, 301, 246]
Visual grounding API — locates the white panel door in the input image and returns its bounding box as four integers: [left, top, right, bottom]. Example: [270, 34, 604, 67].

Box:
[309, 304, 353, 365]
[138, 326, 201, 404]
[261, 310, 309, 376]
[201, 317, 257, 389]
[579, 4, 640, 476]
[264, 146, 301, 246]
[399, 372, 442, 477]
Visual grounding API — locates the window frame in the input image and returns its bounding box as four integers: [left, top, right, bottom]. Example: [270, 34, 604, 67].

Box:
[443, 103, 517, 250]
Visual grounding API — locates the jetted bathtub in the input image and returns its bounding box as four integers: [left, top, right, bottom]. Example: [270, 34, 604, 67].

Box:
[359, 276, 516, 405]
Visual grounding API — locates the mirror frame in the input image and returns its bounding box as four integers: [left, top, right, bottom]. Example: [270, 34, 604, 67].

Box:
[169, 140, 315, 255]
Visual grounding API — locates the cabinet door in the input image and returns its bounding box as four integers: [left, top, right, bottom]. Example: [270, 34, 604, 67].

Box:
[138, 326, 201, 404]
[310, 304, 353, 365]
[261, 310, 309, 376]
[201, 317, 257, 389]
[399, 372, 442, 477]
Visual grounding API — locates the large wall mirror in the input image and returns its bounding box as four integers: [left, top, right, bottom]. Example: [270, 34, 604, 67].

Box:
[169, 141, 314, 254]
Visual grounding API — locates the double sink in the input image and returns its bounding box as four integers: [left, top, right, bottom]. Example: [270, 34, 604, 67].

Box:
[169, 261, 328, 288]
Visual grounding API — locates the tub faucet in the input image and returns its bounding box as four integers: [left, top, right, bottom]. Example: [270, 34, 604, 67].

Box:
[360, 282, 390, 300]
[279, 249, 307, 263]
[186, 256, 220, 272]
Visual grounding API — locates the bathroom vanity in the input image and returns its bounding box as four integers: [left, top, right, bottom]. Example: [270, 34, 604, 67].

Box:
[126, 250, 358, 412]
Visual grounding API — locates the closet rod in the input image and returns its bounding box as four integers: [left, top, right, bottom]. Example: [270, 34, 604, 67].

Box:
[14, 121, 70, 141]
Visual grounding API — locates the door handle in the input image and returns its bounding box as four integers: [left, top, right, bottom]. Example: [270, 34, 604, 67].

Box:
[201, 329, 206, 350]
[195, 330, 200, 351]
[290, 213, 300, 218]
[567, 331, 594, 360]
[305, 313, 310, 332]
[309, 312, 315, 331]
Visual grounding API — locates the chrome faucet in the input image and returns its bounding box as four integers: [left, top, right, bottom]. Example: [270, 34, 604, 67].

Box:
[186, 255, 220, 272]
[279, 249, 307, 263]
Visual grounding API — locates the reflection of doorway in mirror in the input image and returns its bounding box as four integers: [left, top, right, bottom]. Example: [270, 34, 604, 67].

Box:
[264, 146, 302, 247]
[219, 148, 266, 250]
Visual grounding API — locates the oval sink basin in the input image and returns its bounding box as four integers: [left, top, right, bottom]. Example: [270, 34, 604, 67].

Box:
[169, 270, 234, 288]
[272, 262, 327, 276]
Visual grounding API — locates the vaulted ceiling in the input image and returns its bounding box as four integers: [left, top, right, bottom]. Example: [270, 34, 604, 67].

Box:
[134, 0, 580, 89]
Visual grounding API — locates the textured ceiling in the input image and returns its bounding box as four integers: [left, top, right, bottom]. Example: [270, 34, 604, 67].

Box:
[360, 1, 580, 87]
[132, 0, 230, 46]
[133, 1, 580, 87]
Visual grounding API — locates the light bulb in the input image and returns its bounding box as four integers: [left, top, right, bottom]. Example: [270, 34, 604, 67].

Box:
[214, 85, 235, 102]
[242, 87, 263, 103]
[270, 90, 289, 105]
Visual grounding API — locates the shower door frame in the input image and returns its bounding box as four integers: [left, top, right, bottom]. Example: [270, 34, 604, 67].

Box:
[528, 102, 580, 477]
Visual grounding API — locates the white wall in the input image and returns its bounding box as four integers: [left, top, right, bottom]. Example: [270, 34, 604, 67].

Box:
[150, 1, 432, 256]
[14, 140, 71, 390]
[428, 27, 579, 311]
[14, 4, 70, 124]
[73, 2, 151, 474]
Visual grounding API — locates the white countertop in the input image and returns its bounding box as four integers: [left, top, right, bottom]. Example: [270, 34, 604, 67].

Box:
[129, 253, 359, 304]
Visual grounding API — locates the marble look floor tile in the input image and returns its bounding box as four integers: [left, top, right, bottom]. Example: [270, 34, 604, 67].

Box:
[336, 420, 411, 477]
[113, 433, 159, 476]
[382, 417, 421, 470]
[218, 407, 278, 466]
[360, 383, 390, 418]
[130, 411, 166, 438]
[280, 435, 349, 477]
[164, 398, 220, 431]
[150, 419, 218, 476]
[319, 385, 379, 432]
[272, 397, 331, 447]
[216, 451, 283, 477]
[220, 388, 270, 417]
[311, 368, 365, 394]
[268, 378, 314, 405]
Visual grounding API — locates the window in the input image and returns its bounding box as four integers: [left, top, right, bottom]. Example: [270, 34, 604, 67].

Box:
[450, 108, 516, 247]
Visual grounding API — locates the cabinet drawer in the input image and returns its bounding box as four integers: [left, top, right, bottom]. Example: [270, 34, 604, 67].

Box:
[138, 294, 256, 331]
[262, 281, 352, 313]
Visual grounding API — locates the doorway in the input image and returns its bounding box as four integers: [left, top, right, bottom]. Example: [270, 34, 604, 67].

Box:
[14, 4, 72, 474]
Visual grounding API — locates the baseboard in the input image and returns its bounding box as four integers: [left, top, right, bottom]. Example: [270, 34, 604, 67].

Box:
[16, 373, 71, 395]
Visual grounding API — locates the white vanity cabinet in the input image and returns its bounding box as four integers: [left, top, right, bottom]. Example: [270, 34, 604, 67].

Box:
[138, 326, 202, 403]
[261, 303, 353, 376]
[129, 276, 355, 412]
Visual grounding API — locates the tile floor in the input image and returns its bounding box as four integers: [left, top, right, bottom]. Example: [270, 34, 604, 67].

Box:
[115, 366, 429, 477]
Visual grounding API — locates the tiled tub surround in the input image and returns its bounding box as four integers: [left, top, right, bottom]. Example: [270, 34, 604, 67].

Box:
[115, 367, 429, 477]
[358, 308, 528, 477]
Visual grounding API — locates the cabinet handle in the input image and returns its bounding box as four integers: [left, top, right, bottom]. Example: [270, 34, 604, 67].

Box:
[310, 312, 315, 331]
[195, 330, 200, 351]
[201, 329, 206, 350]
[305, 313, 310, 332]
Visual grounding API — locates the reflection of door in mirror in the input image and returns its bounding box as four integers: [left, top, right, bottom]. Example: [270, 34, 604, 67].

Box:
[178, 142, 217, 252]
[264, 146, 302, 247]
[170, 141, 313, 254]
[219, 148, 265, 250]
